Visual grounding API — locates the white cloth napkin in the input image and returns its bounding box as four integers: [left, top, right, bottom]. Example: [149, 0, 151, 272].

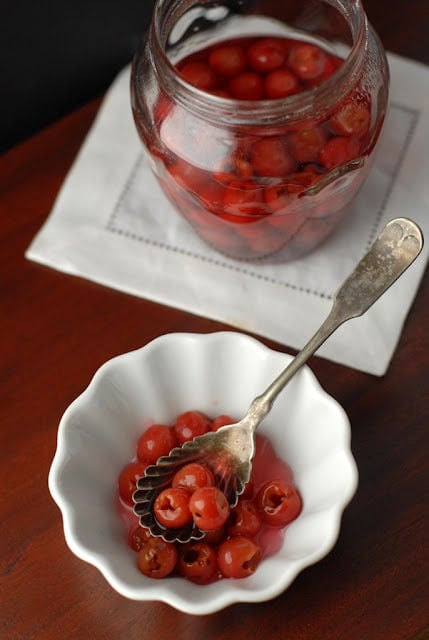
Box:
[26, 52, 429, 375]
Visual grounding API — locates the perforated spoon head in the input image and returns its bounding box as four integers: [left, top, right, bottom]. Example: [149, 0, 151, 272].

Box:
[133, 418, 256, 542]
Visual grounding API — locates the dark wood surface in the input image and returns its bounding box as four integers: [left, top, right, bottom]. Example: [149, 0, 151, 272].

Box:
[1, 3, 428, 639]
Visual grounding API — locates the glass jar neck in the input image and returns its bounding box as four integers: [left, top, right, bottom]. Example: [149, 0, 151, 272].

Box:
[149, 0, 368, 128]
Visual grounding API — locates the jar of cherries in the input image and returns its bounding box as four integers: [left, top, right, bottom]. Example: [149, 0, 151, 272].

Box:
[131, 0, 389, 261]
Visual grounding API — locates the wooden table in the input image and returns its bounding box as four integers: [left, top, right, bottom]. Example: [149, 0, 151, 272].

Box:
[1, 4, 428, 639]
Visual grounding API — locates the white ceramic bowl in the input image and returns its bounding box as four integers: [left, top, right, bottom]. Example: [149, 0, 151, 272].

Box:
[49, 331, 358, 615]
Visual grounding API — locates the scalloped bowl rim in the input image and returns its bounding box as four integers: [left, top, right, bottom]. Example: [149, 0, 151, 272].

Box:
[48, 331, 358, 615]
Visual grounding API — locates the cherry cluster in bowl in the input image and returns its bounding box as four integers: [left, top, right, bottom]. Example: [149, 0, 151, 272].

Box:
[150, 36, 371, 259]
[117, 410, 302, 583]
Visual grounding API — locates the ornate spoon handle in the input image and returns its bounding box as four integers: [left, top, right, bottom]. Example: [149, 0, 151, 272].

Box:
[248, 217, 423, 423]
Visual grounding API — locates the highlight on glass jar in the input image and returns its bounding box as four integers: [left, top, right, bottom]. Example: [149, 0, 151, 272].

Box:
[131, 0, 389, 261]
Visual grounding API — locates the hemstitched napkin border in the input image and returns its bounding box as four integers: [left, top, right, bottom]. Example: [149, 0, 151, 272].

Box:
[25, 53, 429, 375]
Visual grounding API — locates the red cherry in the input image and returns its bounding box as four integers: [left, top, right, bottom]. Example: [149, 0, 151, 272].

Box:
[329, 100, 371, 138]
[174, 410, 211, 444]
[129, 524, 153, 552]
[153, 487, 192, 529]
[209, 44, 247, 76]
[137, 424, 178, 464]
[305, 54, 342, 86]
[250, 137, 296, 177]
[178, 542, 218, 584]
[228, 499, 262, 537]
[247, 37, 286, 72]
[319, 135, 361, 169]
[264, 68, 301, 99]
[118, 460, 149, 506]
[137, 537, 178, 578]
[287, 127, 327, 163]
[211, 414, 235, 431]
[256, 479, 302, 527]
[172, 463, 215, 492]
[288, 43, 328, 80]
[217, 535, 262, 578]
[179, 61, 218, 90]
[189, 486, 230, 531]
[228, 72, 264, 100]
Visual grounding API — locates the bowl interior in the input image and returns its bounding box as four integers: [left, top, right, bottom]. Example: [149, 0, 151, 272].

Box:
[49, 331, 357, 614]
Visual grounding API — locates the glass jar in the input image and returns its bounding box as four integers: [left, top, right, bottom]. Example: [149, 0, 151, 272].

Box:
[131, 0, 389, 261]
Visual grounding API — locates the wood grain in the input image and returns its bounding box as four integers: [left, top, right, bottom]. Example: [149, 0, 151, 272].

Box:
[1, 4, 428, 639]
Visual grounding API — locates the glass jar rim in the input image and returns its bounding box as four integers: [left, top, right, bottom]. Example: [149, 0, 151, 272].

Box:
[146, 0, 368, 127]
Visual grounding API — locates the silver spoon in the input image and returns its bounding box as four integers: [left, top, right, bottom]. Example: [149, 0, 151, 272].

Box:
[133, 217, 423, 543]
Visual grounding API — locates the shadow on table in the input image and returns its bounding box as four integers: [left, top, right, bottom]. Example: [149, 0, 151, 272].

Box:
[0, 0, 156, 153]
